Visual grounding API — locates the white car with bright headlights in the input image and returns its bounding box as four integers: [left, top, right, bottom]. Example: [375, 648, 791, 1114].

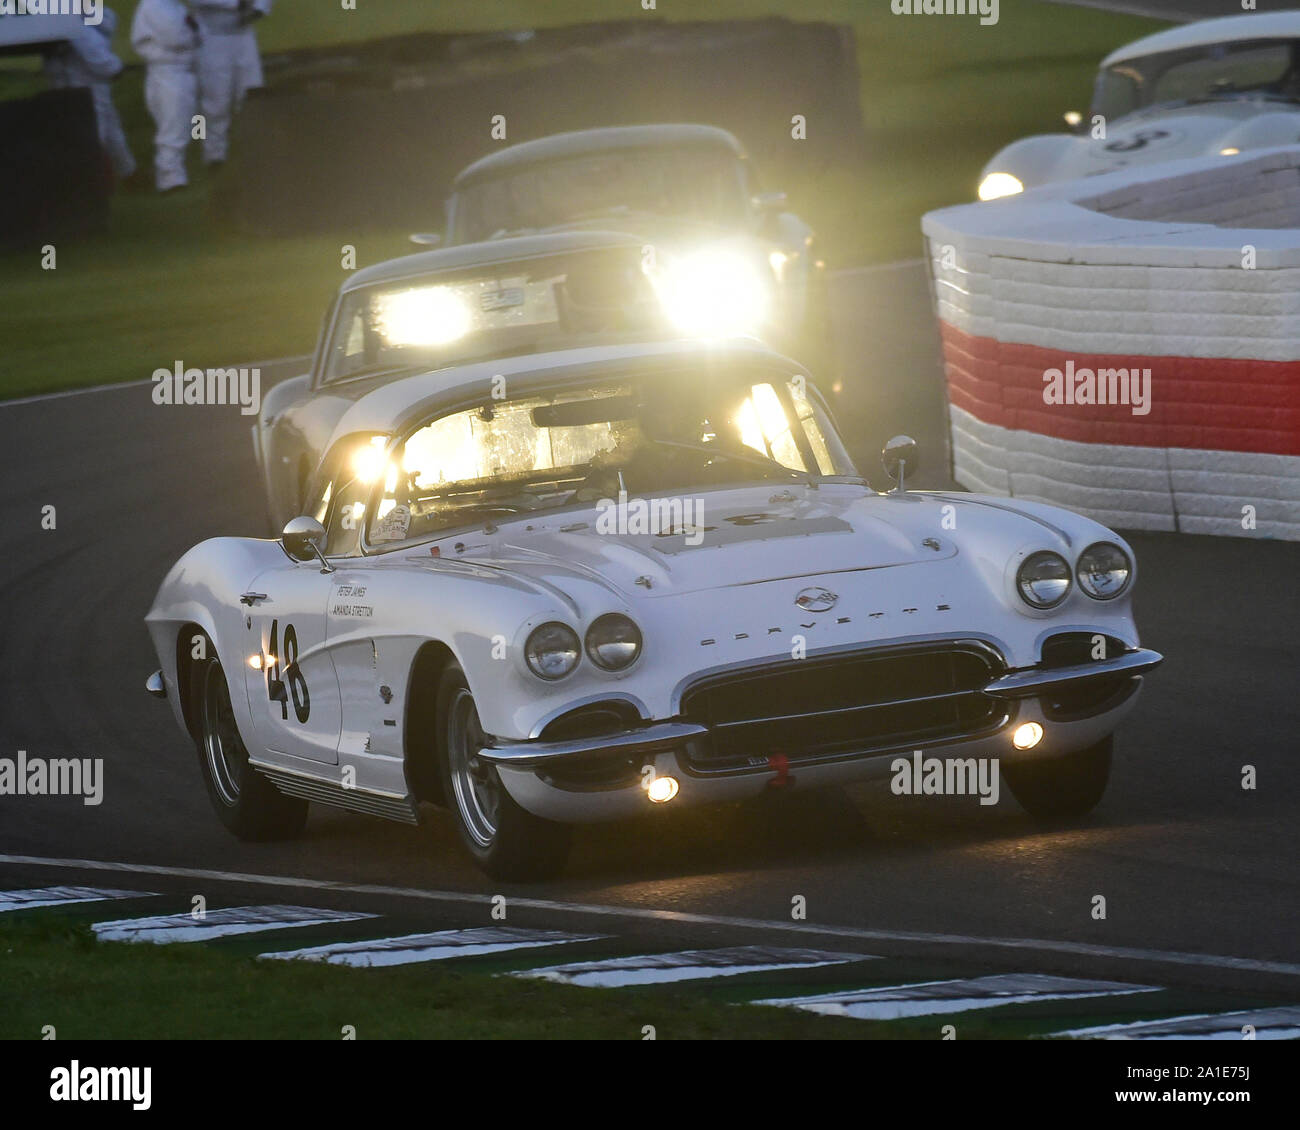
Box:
[437, 124, 829, 368]
[149, 338, 1161, 880]
[255, 230, 667, 531]
[977, 11, 1300, 201]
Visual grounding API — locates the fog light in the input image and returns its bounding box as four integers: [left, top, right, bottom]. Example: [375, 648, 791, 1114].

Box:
[646, 775, 679, 803]
[248, 654, 263, 670]
[1012, 722, 1043, 750]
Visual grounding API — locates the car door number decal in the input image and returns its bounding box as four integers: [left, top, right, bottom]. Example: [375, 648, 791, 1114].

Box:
[266, 619, 310, 724]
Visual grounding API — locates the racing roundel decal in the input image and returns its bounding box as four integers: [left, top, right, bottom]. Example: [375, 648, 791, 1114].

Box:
[1102, 128, 1173, 153]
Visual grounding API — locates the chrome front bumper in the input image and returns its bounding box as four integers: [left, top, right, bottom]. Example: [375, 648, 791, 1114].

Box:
[479, 721, 708, 769]
[481, 648, 1164, 772]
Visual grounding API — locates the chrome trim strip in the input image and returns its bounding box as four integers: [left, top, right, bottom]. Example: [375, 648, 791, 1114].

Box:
[252, 763, 419, 825]
[682, 705, 1015, 779]
[710, 687, 984, 731]
[983, 648, 1163, 699]
[480, 721, 707, 768]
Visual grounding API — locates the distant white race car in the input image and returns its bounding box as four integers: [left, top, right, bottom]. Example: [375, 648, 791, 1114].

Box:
[146, 339, 1161, 880]
[977, 11, 1300, 200]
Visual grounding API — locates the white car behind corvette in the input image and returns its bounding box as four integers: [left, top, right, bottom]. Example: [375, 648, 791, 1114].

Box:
[146, 339, 1161, 879]
[978, 11, 1300, 200]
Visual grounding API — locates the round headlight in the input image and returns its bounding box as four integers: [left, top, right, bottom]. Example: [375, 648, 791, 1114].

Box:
[584, 613, 643, 671]
[1017, 551, 1072, 609]
[524, 622, 580, 680]
[1077, 541, 1131, 600]
[978, 172, 1024, 201]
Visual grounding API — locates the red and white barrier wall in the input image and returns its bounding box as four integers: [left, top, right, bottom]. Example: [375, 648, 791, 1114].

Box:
[921, 148, 1300, 539]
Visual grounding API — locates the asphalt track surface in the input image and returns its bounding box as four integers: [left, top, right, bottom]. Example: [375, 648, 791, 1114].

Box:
[0, 263, 1297, 1014]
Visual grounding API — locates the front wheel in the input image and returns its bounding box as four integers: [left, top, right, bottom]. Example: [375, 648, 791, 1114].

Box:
[436, 661, 571, 881]
[1004, 736, 1112, 822]
[192, 647, 308, 841]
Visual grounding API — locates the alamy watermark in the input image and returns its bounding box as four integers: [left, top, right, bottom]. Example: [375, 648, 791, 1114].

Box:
[595, 490, 707, 546]
[0, 0, 103, 25]
[0, 751, 103, 805]
[891, 0, 999, 27]
[1043, 360, 1151, 417]
[890, 751, 1000, 805]
[151, 362, 260, 416]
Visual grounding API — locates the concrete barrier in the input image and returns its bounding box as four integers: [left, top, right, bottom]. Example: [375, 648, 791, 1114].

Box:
[922, 148, 1300, 540]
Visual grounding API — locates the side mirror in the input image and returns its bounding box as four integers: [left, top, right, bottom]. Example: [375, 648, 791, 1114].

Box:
[282, 516, 333, 572]
[409, 232, 443, 247]
[751, 191, 787, 212]
[881, 435, 919, 493]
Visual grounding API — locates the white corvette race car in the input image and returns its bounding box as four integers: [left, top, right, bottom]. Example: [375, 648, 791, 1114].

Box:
[146, 339, 1161, 879]
[977, 11, 1300, 200]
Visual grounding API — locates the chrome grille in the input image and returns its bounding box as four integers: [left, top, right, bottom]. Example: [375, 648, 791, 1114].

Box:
[680, 642, 1005, 771]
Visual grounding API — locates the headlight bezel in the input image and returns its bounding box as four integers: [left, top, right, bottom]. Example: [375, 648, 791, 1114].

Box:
[1076, 541, 1132, 601]
[584, 613, 643, 672]
[1016, 550, 1073, 609]
[524, 621, 582, 681]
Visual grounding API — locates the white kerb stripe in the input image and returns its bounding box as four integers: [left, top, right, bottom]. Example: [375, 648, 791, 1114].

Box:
[0, 886, 156, 913]
[262, 927, 606, 968]
[514, 945, 876, 988]
[92, 904, 375, 944]
[755, 974, 1161, 1021]
[1057, 1006, 1300, 1041]
[4, 853, 1296, 978]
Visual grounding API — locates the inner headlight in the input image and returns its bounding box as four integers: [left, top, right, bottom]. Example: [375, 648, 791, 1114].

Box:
[978, 172, 1024, 201]
[1077, 541, 1132, 600]
[652, 248, 770, 337]
[525, 622, 581, 680]
[584, 613, 642, 671]
[1017, 551, 1072, 609]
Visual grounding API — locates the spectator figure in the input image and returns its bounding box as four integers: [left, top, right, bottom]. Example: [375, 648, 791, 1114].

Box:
[42, 7, 136, 180]
[130, 0, 201, 193]
[192, 0, 271, 167]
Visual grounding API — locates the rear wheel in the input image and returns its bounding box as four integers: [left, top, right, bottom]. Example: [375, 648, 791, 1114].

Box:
[192, 646, 308, 841]
[436, 661, 570, 881]
[1004, 736, 1112, 822]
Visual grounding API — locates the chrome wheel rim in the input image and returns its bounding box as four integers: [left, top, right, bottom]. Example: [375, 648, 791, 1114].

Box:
[202, 662, 245, 807]
[447, 686, 500, 848]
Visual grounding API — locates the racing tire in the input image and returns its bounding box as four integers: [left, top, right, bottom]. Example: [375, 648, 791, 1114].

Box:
[191, 645, 309, 841]
[435, 661, 571, 881]
[1004, 736, 1112, 822]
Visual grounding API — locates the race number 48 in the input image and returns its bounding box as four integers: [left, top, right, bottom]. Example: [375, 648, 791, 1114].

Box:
[267, 619, 310, 723]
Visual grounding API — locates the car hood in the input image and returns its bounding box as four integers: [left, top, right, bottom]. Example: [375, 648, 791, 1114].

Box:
[533, 215, 760, 253]
[440, 483, 959, 599]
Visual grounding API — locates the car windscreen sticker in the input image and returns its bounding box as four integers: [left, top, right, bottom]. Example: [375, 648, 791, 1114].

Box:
[372, 503, 411, 543]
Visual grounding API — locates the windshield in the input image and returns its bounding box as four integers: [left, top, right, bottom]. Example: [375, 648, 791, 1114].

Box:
[346, 369, 855, 549]
[1093, 38, 1300, 119]
[323, 248, 661, 384]
[451, 147, 752, 243]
